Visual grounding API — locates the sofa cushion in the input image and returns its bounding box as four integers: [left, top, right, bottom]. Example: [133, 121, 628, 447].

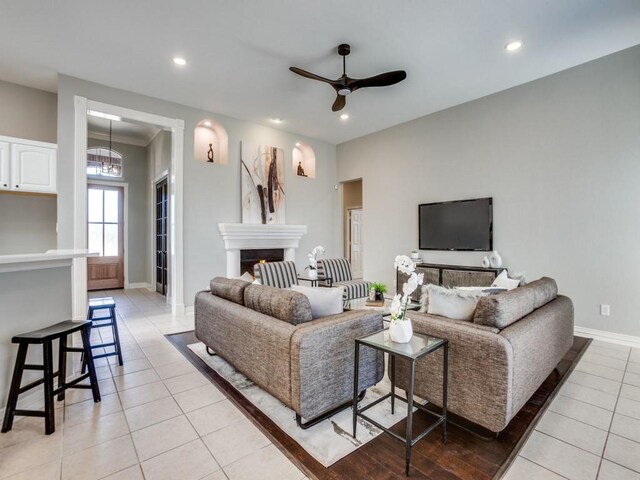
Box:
[474, 286, 536, 329]
[210, 277, 251, 305]
[244, 284, 313, 325]
[426, 285, 488, 321]
[491, 270, 520, 290]
[290, 285, 343, 319]
[523, 277, 558, 309]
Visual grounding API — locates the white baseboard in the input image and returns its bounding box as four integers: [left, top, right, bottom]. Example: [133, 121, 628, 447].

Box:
[125, 282, 152, 290]
[575, 326, 640, 349]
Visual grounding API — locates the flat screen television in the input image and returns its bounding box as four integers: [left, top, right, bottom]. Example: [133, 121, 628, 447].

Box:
[418, 198, 493, 251]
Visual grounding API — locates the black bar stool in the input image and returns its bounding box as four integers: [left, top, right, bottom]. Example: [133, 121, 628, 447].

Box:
[82, 297, 123, 372]
[1, 320, 101, 435]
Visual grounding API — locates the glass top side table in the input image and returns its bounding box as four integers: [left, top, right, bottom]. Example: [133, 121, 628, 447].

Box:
[353, 329, 449, 476]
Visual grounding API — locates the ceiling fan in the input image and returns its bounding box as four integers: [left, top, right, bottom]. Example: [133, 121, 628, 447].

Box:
[289, 44, 407, 112]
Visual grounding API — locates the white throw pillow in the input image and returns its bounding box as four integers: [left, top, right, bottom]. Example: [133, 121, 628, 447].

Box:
[426, 285, 487, 321]
[491, 270, 520, 290]
[290, 285, 344, 319]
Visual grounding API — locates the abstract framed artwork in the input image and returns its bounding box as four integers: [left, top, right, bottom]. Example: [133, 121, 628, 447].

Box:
[241, 142, 285, 224]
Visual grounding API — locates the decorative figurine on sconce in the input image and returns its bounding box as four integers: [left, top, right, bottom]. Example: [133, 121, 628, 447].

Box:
[297, 161, 307, 177]
[207, 143, 214, 163]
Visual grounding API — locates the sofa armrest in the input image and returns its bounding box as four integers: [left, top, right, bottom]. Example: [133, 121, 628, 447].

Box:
[396, 312, 514, 432]
[290, 310, 384, 420]
[195, 291, 296, 407]
[499, 295, 574, 419]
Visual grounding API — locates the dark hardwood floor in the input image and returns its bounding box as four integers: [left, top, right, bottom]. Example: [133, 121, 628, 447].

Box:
[167, 332, 590, 480]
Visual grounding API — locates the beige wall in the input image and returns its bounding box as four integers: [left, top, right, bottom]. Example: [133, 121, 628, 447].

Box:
[0, 80, 57, 143]
[342, 179, 362, 258]
[337, 45, 640, 337]
[56, 75, 340, 307]
[0, 81, 58, 254]
[0, 193, 57, 254]
[88, 138, 150, 285]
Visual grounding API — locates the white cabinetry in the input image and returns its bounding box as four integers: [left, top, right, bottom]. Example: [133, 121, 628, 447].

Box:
[0, 142, 10, 191]
[0, 136, 57, 194]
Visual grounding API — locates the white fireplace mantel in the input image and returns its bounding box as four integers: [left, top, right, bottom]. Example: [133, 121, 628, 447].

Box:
[218, 223, 307, 278]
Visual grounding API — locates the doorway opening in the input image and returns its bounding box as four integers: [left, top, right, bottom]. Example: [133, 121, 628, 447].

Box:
[342, 179, 363, 279]
[75, 100, 182, 314]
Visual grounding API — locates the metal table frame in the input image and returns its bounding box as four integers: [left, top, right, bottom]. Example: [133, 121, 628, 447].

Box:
[297, 275, 332, 288]
[352, 330, 448, 476]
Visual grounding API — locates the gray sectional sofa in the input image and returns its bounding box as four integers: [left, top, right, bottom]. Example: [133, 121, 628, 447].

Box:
[195, 277, 384, 427]
[395, 277, 574, 433]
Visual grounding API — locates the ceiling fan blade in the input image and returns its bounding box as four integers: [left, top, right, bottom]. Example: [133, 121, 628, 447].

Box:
[289, 67, 337, 85]
[331, 94, 346, 112]
[348, 70, 407, 91]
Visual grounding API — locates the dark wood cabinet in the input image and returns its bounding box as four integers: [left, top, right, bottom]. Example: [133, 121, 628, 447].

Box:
[397, 263, 506, 301]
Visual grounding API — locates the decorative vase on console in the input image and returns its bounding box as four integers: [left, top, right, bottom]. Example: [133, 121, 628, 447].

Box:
[306, 245, 325, 281]
[388, 255, 424, 343]
[482, 256, 490, 268]
[489, 250, 502, 268]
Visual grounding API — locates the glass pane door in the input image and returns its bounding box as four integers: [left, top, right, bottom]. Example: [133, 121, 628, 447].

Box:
[88, 187, 120, 257]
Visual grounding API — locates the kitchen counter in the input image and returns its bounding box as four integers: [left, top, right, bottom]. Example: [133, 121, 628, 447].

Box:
[0, 249, 98, 273]
[0, 248, 98, 411]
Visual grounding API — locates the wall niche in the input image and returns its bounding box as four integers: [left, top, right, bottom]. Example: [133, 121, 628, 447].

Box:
[292, 142, 316, 178]
[194, 119, 228, 165]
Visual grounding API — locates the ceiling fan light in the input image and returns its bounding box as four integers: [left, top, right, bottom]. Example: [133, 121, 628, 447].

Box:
[338, 87, 351, 96]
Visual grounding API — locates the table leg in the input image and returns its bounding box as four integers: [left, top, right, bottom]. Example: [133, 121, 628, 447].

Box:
[390, 354, 395, 415]
[405, 359, 416, 476]
[352, 342, 360, 439]
[442, 342, 448, 444]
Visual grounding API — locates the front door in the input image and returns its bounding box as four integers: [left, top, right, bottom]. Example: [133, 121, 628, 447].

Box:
[349, 208, 363, 278]
[155, 178, 168, 295]
[87, 185, 124, 290]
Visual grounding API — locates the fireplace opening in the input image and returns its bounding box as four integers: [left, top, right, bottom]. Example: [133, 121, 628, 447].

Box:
[240, 249, 285, 278]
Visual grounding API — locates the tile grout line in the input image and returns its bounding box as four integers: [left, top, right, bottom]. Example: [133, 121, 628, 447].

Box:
[513, 455, 572, 480]
[594, 345, 632, 479]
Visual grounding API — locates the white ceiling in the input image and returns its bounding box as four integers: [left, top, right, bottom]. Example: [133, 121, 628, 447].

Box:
[1, 0, 639, 144]
[87, 115, 161, 147]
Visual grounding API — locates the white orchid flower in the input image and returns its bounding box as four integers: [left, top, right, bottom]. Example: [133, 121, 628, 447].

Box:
[394, 255, 415, 275]
[389, 294, 402, 319]
[403, 272, 419, 297]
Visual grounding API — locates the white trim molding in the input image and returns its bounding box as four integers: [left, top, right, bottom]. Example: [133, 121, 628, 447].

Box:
[575, 326, 640, 349]
[218, 223, 307, 278]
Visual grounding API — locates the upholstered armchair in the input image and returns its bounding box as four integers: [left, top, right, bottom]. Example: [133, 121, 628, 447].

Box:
[253, 260, 299, 288]
[317, 258, 371, 300]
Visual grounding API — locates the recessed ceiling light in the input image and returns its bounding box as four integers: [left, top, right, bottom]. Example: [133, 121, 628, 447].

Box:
[173, 57, 187, 66]
[505, 41, 523, 52]
[340, 113, 349, 120]
[270, 118, 283, 124]
[203, 121, 211, 127]
[87, 110, 122, 122]
[295, 142, 301, 147]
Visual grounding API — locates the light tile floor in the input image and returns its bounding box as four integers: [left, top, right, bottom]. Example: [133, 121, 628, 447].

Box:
[0, 289, 307, 480]
[503, 339, 640, 480]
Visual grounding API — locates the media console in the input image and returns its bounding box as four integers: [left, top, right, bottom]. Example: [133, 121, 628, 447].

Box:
[397, 263, 506, 301]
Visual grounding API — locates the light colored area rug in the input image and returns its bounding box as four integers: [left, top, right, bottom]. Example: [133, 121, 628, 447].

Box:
[188, 342, 411, 467]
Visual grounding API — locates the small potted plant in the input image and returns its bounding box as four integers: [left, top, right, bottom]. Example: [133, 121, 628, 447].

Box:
[369, 282, 387, 302]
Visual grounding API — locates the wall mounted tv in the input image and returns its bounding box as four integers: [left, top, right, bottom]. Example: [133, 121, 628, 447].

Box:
[418, 198, 493, 251]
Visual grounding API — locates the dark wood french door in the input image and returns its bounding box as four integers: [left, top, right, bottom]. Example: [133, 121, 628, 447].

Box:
[155, 178, 168, 295]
